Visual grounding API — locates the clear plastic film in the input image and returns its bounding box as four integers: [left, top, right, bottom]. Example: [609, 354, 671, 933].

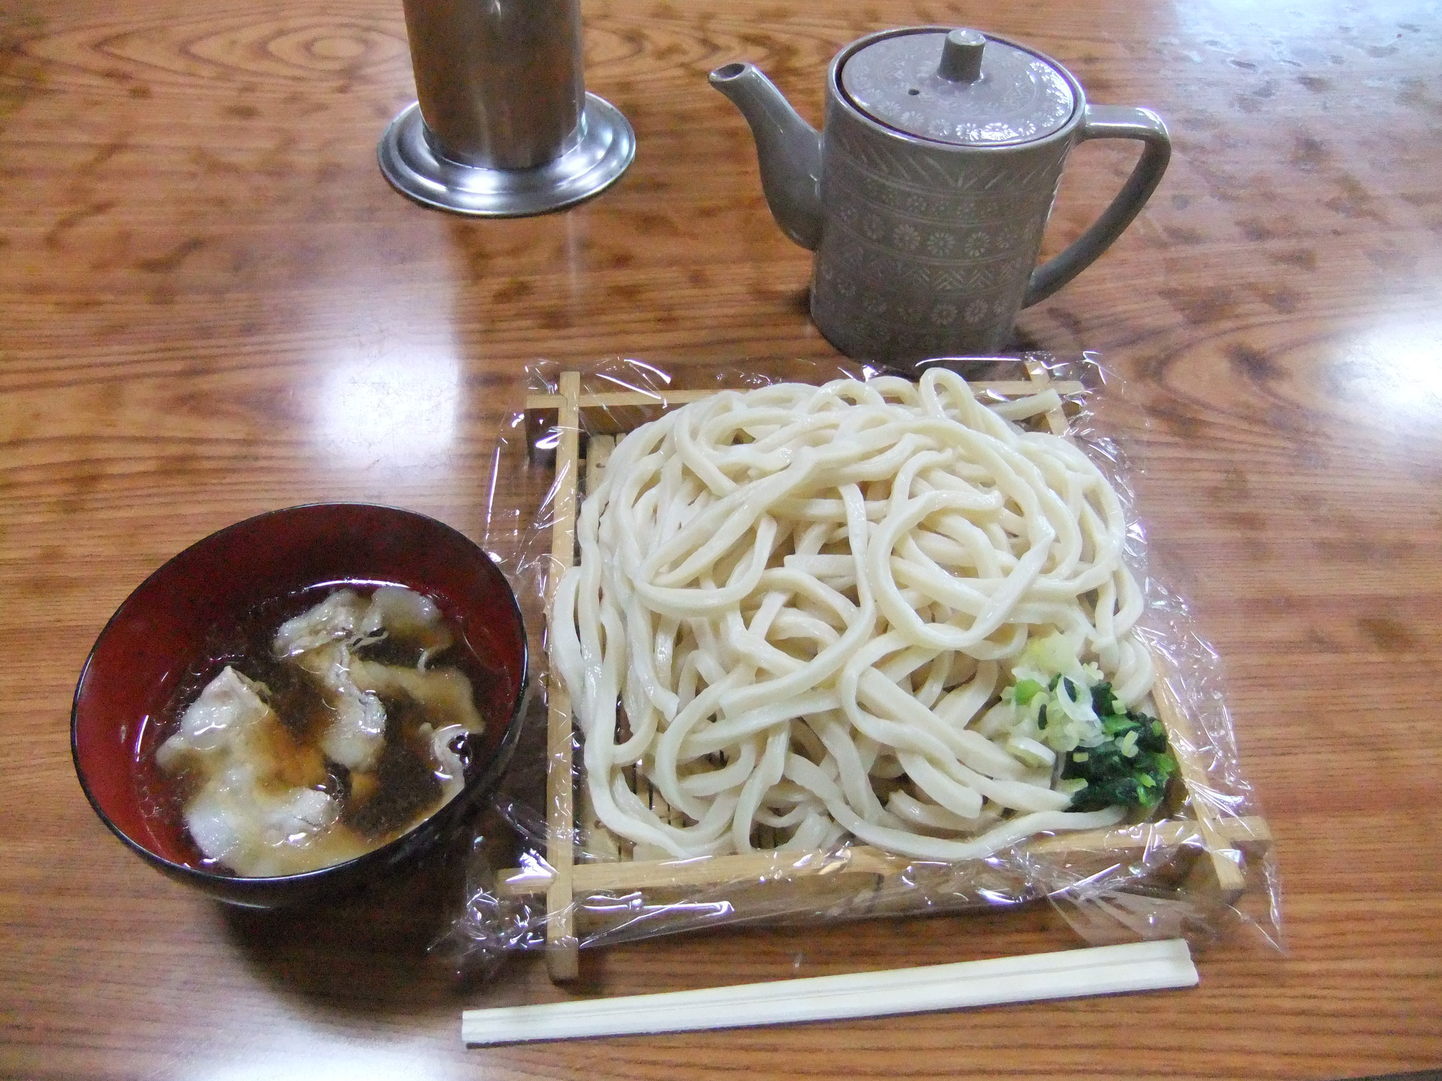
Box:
[448, 354, 1281, 978]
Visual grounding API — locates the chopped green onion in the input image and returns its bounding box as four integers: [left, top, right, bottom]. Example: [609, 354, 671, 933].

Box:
[1012, 679, 1044, 706]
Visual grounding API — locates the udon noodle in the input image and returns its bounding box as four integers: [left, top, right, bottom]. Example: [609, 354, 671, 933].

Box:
[550, 368, 1155, 861]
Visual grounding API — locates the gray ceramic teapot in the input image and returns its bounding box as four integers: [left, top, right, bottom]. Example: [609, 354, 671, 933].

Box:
[710, 27, 1170, 367]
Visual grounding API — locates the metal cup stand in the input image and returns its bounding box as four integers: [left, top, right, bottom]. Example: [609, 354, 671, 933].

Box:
[379, 0, 634, 216]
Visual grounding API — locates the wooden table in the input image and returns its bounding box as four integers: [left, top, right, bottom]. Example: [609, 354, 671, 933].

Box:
[3, 0, 1440, 1077]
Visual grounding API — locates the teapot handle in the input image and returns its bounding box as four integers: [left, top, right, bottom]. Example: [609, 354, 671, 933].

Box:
[1023, 105, 1171, 307]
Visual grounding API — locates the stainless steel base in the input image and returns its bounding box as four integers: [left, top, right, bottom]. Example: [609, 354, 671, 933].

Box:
[377, 94, 635, 217]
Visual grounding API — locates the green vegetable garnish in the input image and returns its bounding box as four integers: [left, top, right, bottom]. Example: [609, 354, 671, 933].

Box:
[1011, 679, 1044, 706]
[1063, 682, 1176, 812]
[999, 636, 1177, 813]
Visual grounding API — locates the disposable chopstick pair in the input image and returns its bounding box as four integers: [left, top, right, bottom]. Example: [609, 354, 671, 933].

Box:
[461, 937, 1197, 1046]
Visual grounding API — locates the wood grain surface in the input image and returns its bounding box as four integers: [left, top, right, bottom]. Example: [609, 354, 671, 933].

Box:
[3, 0, 1440, 1078]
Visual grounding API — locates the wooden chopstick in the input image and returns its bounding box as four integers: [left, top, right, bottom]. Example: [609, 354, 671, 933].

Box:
[461, 938, 1197, 1046]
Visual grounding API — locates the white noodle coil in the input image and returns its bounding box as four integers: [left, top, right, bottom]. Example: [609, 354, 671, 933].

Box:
[550, 369, 1151, 860]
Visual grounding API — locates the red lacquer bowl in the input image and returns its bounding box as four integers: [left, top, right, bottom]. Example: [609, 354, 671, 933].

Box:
[71, 503, 529, 908]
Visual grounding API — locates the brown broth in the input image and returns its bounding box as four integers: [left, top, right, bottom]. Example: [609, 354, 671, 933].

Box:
[137, 581, 495, 876]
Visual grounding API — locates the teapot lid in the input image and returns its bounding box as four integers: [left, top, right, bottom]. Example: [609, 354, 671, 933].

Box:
[839, 28, 1077, 146]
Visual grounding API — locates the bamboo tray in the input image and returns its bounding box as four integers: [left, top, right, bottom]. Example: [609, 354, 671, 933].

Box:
[501, 362, 1272, 982]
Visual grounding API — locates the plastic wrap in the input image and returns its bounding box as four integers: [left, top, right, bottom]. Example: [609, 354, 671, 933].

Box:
[448, 354, 1281, 978]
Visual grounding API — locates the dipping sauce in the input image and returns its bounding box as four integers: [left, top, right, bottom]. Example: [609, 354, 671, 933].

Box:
[141, 583, 491, 877]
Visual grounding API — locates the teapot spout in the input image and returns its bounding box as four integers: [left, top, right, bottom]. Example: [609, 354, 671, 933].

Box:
[709, 63, 823, 251]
